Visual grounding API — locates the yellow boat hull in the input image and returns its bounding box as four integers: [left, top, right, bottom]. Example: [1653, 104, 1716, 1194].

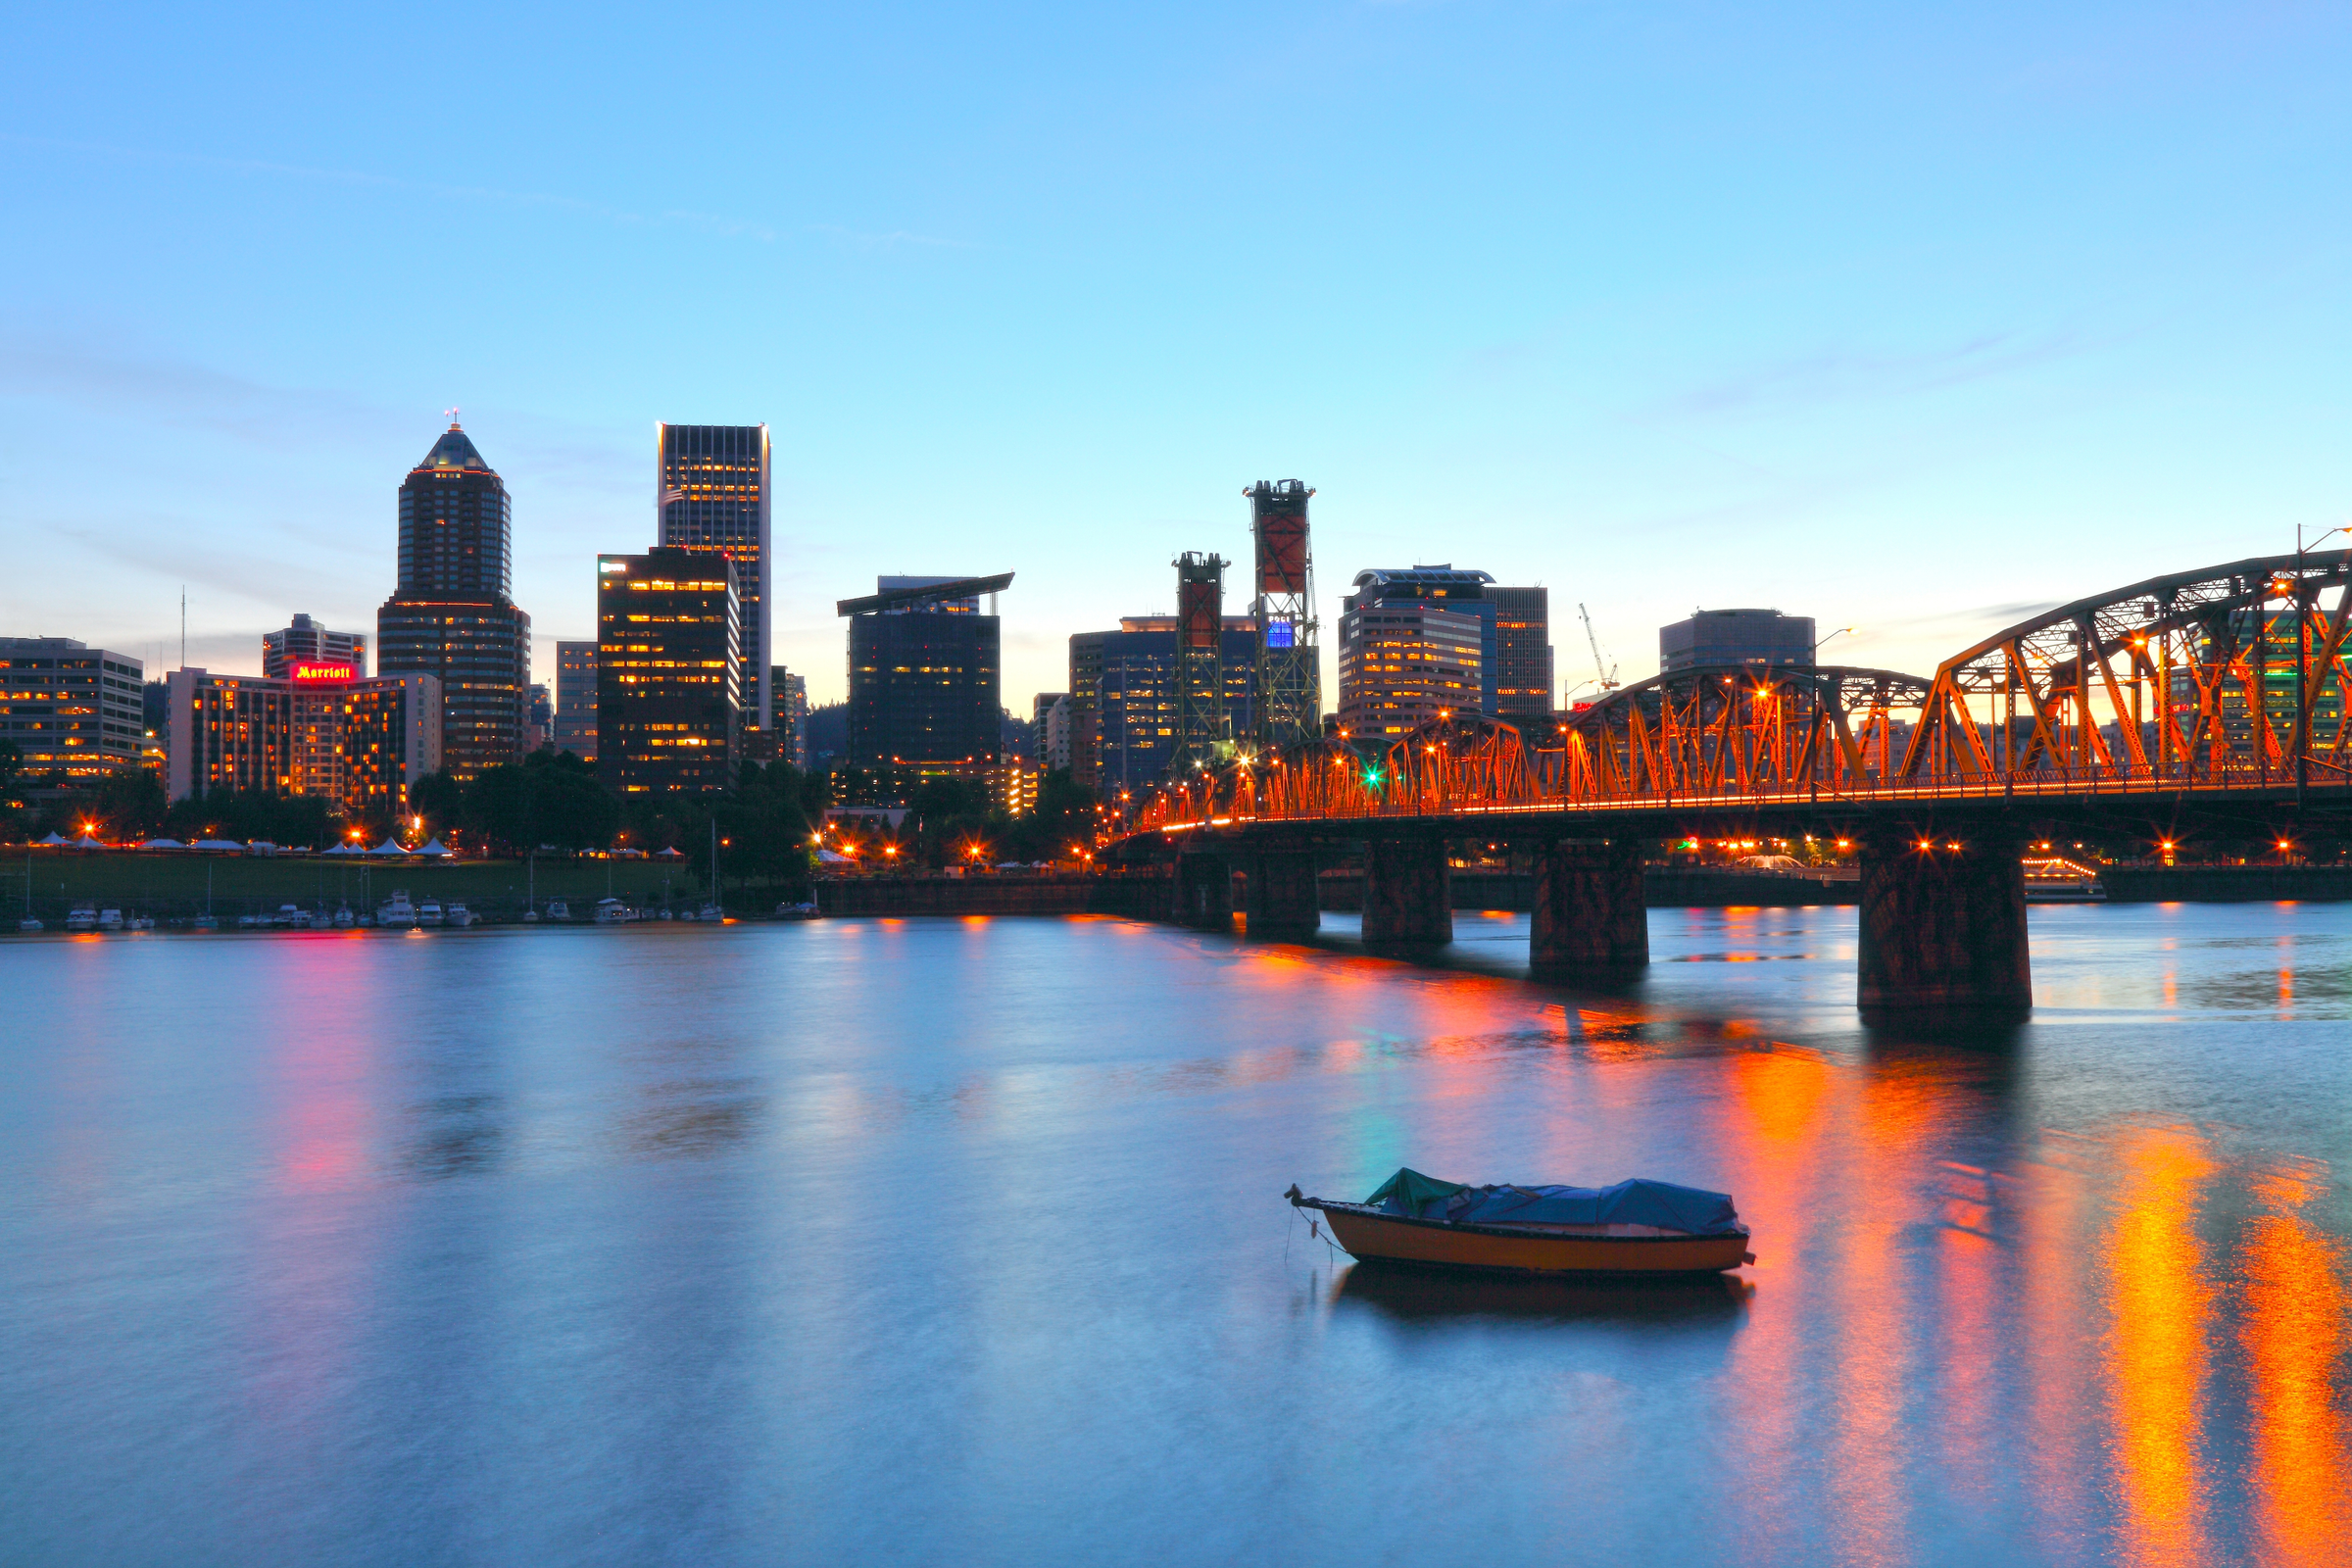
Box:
[1320, 1205, 1752, 1276]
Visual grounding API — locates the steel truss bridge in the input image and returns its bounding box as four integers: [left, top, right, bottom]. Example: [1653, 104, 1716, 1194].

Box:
[1112, 552, 2352, 1016]
[1128, 551, 2352, 840]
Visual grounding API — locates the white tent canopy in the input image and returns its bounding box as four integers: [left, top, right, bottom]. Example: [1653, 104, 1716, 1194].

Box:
[367, 838, 408, 857]
[71, 834, 107, 850]
[192, 840, 246, 853]
[414, 838, 453, 858]
[36, 832, 69, 846]
[138, 838, 186, 851]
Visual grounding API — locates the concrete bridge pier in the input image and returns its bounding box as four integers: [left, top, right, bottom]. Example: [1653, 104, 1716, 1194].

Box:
[1856, 833, 2032, 1017]
[1361, 837, 1452, 947]
[1174, 853, 1235, 932]
[1529, 838, 1648, 977]
[1243, 851, 1321, 941]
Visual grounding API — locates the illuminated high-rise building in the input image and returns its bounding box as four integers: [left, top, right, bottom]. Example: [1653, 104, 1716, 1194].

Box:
[1336, 566, 1493, 739]
[597, 547, 743, 795]
[377, 421, 531, 779]
[1488, 587, 1553, 717]
[658, 424, 772, 740]
[841, 574, 1008, 769]
[263, 613, 367, 682]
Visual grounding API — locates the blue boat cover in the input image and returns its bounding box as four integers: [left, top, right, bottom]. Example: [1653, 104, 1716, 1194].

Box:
[1365, 1167, 1740, 1236]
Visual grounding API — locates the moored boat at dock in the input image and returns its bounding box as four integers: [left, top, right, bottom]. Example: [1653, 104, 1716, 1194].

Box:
[1288, 1168, 1754, 1277]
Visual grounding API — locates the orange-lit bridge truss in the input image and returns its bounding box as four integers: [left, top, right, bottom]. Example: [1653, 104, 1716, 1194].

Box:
[1130, 550, 2352, 836]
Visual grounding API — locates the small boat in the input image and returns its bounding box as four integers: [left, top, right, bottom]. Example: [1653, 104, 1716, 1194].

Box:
[65, 906, 98, 933]
[331, 906, 353, 929]
[416, 900, 445, 927]
[444, 903, 476, 928]
[545, 900, 570, 922]
[17, 917, 43, 932]
[592, 897, 631, 924]
[378, 891, 417, 927]
[696, 904, 722, 923]
[191, 913, 219, 931]
[773, 901, 821, 920]
[126, 914, 154, 931]
[98, 908, 123, 931]
[273, 905, 311, 929]
[1287, 1168, 1754, 1277]
[2024, 857, 2107, 903]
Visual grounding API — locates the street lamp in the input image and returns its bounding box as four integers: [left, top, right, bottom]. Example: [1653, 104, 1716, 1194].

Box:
[1812, 627, 1857, 664]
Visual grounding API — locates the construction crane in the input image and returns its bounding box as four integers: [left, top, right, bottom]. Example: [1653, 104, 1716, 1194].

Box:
[1578, 603, 1619, 693]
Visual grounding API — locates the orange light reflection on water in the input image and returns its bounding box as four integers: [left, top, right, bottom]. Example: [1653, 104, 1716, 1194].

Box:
[2240, 1164, 2352, 1566]
[2107, 1127, 2214, 1568]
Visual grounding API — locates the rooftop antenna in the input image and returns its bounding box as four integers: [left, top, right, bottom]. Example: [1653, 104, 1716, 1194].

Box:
[444, 406, 462, 427]
[180, 588, 186, 669]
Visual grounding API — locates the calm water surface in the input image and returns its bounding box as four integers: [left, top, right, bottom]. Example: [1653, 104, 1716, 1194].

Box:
[5, 905, 2352, 1566]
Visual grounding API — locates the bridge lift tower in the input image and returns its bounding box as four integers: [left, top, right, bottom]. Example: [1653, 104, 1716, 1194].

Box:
[1172, 551, 1230, 776]
[1247, 480, 1320, 751]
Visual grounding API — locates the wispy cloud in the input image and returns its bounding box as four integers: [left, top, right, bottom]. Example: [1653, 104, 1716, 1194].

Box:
[1645, 329, 2089, 420]
[806, 222, 986, 254]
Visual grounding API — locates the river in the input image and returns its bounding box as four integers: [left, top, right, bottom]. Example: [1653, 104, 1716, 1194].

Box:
[4, 904, 2350, 1565]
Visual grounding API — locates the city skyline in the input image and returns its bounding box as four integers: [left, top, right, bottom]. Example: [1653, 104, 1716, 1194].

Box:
[9, 5, 2352, 711]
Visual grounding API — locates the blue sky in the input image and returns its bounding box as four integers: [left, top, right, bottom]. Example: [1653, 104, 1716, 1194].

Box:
[5, 1, 2349, 710]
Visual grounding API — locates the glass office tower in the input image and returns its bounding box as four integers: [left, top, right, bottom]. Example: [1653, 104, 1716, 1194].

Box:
[658, 424, 772, 741]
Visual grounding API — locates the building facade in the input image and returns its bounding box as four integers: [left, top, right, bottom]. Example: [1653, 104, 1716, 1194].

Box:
[1336, 595, 1484, 742]
[842, 574, 1008, 769]
[166, 669, 293, 800]
[771, 666, 808, 769]
[263, 613, 367, 682]
[1066, 617, 1256, 794]
[1658, 609, 1816, 672]
[597, 547, 744, 795]
[524, 683, 551, 754]
[0, 638, 145, 779]
[287, 662, 363, 799]
[554, 640, 597, 760]
[378, 422, 532, 779]
[339, 674, 443, 819]
[1340, 567, 1498, 722]
[658, 424, 772, 737]
[1488, 586, 1553, 718]
[1031, 692, 1069, 771]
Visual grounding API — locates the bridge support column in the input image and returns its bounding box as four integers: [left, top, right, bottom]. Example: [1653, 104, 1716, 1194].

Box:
[1175, 853, 1234, 932]
[1362, 837, 1451, 947]
[1530, 839, 1648, 976]
[1857, 834, 2031, 1017]
[1243, 851, 1320, 941]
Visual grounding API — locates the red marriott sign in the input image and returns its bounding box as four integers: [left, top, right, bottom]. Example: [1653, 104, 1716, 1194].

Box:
[292, 662, 358, 686]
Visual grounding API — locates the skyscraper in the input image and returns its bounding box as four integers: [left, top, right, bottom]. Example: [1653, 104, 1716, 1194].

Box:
[1337, 567, 1494, 740]
[1066, 616, 1257, 793]
[658, 424, 772, 738]
[597, 547, 743, 795]
[377, 421, 532, 779]
[841, 574, 1007, 769]
[1337, 566, 1498, 729]
[1488, 587, 1553, 718]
